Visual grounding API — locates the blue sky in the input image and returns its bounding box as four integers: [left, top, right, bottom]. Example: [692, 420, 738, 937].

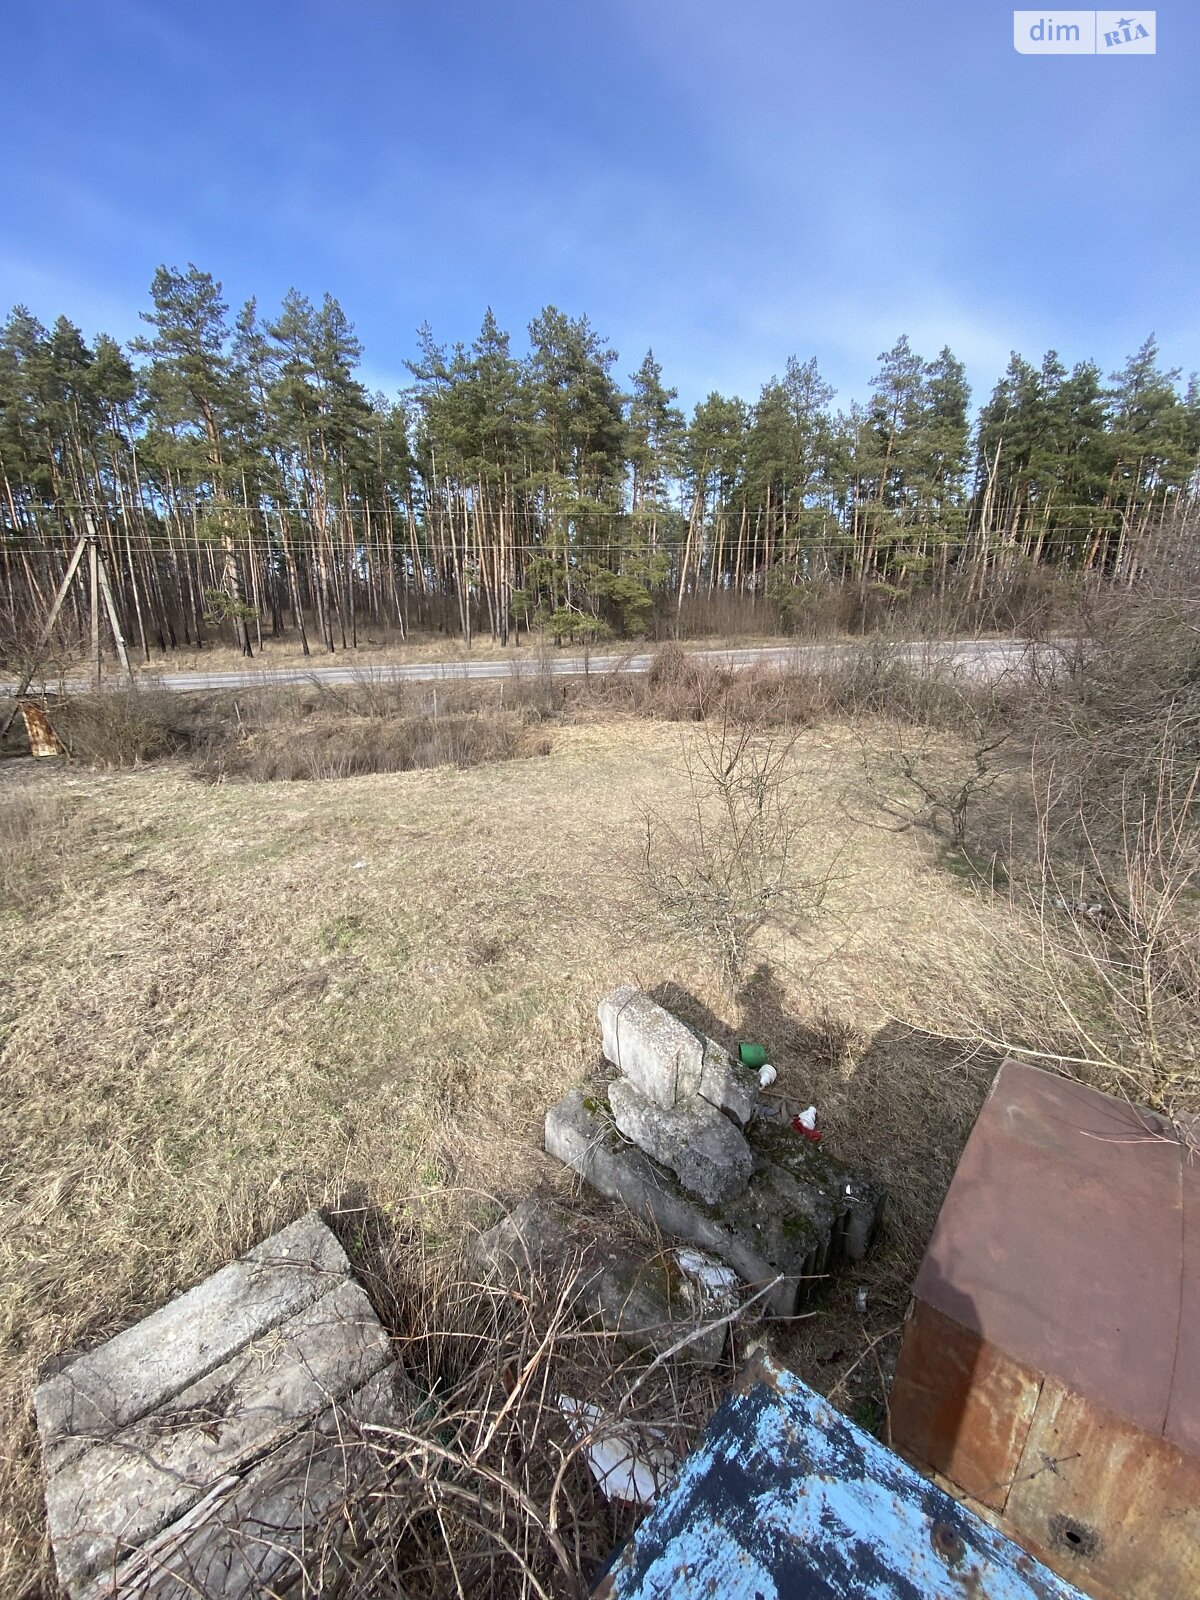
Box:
[2, 2, 1196, 413]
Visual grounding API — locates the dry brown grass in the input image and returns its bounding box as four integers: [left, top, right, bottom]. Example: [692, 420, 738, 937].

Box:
[7, 638, 1015, 781]
[0, 782, 74, 911]
[194, 709, 537, 782]
[10, 678, 555, 783]
[0, 720, 1031, 1594]
[584, 639, 1015, 733]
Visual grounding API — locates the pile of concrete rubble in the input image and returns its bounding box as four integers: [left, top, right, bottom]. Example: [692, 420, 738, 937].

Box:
[481, 986, 885, 1357]
[34, 987, 889, 1597]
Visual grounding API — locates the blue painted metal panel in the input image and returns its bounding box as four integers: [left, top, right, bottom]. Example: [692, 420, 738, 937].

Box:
[595, 1354, 1085, 1600]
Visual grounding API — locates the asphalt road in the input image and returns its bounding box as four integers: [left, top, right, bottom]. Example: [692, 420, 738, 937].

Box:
[6, 637, 1052, 698]
[146, 636, 1045, 692]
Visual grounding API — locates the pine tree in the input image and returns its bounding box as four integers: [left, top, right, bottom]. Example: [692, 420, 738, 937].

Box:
[3, 269, 1198, 662]
[134, 265, 253, 654]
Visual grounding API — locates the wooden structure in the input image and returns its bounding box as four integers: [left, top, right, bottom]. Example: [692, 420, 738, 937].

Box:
[596, 1350, 1082, 1599]
[0, 521, 132, 744]
[20, 702, 66, 757]
[890, 1061, 1200, 1600]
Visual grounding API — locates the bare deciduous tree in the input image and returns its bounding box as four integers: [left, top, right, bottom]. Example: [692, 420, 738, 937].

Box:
[637, 718, 834, 991]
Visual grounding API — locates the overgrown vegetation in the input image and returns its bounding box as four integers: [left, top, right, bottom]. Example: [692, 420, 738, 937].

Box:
[313, 1224, 727, 1600]
[3, 558, 1199, 1594]
[195, 708, 532, 784]
[993, 560, 1200, 1118]
[1007, 748, 1199, 1116]
[8, 678, 553, 782]
[8, 582, 1198, 1129]
[50, 688, 186, 767]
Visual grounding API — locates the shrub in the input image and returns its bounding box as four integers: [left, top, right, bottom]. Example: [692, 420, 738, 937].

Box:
[52, 689, 183, 767]
[1021, 577, 1200, 849]
[192, 711, 530, 783]
[637, 718, 836, 992]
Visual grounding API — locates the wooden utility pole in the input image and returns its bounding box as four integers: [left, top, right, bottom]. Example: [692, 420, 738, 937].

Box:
[0, 523, 135, 743]
[89, 534, 101, 691]
[85, 507, 133, 684]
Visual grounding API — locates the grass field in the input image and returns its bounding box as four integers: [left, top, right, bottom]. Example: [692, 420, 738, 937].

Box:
[0, 716, 1022, 1593]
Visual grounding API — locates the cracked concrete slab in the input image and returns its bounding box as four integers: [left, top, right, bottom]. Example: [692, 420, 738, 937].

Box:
[35, 1213, 405, 1600]
[598, 987, 705, 1108]
[546, 1089, 884, 1318]
[698, 1039, 761, 1128]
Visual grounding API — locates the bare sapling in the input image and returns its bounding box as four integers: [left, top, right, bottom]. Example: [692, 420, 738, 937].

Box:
[856, 688, 1011, 852]
[637, 715, 834, 991]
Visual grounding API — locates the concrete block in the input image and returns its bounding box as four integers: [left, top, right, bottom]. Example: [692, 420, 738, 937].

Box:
[111, 1366, 409, 1600]
[608, 1077, 753, 1207]
[698, 1038, 761, 1127]
[545, 1090, 885, 1319]
[35, 1213, 404, 1600]
[547, 1090, 800, 1316]
[43, 1277, 393, 1597]
[476, 1199, 729, 1365]
[597, 986, 703, 1109]
[749, 1116, 886, 1262]
[36, 1213, 350, 1471]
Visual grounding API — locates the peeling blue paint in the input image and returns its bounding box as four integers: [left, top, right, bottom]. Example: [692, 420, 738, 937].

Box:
[596, 1356, 1084, 1599]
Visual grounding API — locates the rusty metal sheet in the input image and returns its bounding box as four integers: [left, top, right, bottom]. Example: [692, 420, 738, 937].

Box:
[1005, 1376, 1200, 1600]
[20, 701, 66, 757]
[890, 1298, 1041, 1511]
[914, 1061, 1189, 1441]
[1166, 1146, 1200, 1455]
[595, 1352, 1084, 1600]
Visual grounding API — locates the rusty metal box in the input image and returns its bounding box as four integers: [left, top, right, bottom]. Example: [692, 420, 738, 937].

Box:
[891, 1060, 1200, 1599]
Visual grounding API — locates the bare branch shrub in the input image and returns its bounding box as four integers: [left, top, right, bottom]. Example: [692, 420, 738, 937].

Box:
[0, 609, 87, 695]
[52, 687, 185, 767]
[856, 708, 1011, 851]
[308, 1226, 727, 1600]
[997, 732, 1200, 1121]
[637, 641, 724, 721]
[636, 717, 834, 991]
[958, 538, 1200, 1122]
[1022, 542, 1200, 842]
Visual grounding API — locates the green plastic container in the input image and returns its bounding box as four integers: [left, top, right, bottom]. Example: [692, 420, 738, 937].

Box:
[738, 1042, 767, 1069]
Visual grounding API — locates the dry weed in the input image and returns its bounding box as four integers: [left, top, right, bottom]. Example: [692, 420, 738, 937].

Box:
[304, 1224, 727, 1599]
[51, 688, 185, 767]
[193, 710, 534, 783]
[0, 722, 1027, 1593]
